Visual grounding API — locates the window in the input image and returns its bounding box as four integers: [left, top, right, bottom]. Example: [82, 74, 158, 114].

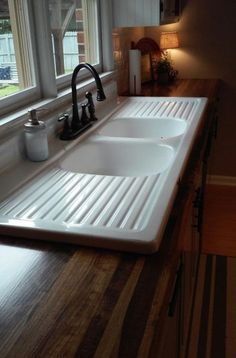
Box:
[49, 0, 99, 78]
[0, 0, 105, 117]
[0, 0, 35, 98]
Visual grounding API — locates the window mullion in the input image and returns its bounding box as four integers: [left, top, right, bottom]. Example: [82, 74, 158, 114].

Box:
[100, 0, 114, 72]
[32, 0, 57, 98]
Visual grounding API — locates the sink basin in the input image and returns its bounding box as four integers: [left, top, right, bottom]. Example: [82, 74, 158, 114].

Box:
[98, 117, 187, 140]
[60, 138, 174, 177]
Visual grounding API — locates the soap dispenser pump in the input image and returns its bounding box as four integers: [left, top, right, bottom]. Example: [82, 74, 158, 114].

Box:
[24, 109, 49, 161]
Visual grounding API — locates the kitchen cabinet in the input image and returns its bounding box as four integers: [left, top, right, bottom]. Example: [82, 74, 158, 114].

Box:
[112, 0, 180, 28]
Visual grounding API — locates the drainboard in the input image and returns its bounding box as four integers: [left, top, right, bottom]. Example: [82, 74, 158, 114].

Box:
[0, 168, 163, 231]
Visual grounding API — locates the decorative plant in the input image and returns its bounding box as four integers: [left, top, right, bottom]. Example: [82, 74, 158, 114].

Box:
[155, 51, 178, 83]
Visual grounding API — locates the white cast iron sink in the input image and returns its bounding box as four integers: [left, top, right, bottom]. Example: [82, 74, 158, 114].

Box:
[60, 137, 174, 177]
[0, 96, 208, 254]
[97, 117, 187, 140]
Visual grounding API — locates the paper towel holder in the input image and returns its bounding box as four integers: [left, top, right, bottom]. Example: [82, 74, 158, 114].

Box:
[132, 38, 161, 82]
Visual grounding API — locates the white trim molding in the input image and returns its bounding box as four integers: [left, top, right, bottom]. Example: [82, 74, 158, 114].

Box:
[207, 175, 236, 186]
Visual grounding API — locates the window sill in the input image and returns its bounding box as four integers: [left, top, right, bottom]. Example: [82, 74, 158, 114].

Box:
[0, 71, 116, 141]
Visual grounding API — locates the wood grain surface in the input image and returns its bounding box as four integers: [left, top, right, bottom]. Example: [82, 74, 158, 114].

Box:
[188, 254, 236, 358]
[0, 236, 178, 357]
[0, 79, 220, 357]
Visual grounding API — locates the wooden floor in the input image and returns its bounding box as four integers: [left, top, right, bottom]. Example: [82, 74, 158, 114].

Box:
[188, 254, 236, 358]
[188, 184, 236, 358]
[202, 185, 236, 256]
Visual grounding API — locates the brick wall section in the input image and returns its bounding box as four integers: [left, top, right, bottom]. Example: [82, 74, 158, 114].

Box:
[75, 7, 85, 63]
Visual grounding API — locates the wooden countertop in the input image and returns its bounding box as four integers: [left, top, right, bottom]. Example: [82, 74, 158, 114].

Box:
[0, 79, 220, 357]
[140, 78, 220, 99]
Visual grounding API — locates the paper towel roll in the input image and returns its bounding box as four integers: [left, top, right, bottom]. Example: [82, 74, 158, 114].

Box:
[129, 49, 141, 95]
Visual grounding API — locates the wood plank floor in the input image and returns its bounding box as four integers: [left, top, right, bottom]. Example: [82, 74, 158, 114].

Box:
[188, 254, 236, 358]
[188, 184, 236, 358]
[202, 185, 236, 256]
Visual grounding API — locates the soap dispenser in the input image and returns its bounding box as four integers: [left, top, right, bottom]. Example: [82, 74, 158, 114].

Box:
[24, 109, 49, 161]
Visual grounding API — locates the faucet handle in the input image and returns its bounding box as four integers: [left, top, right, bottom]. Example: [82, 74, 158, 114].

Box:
[81, 104, 90, 125]
[58, 112, 69, 124]
[58, 113, 70, 139]
[85, 91, 97, 121]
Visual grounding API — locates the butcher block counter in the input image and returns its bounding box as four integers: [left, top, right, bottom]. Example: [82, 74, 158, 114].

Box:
[0, 79, 220, 358]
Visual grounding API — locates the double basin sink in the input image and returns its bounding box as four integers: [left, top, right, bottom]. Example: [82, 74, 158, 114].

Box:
[0, 97, 207, 253]
[60, 117, 187, 177]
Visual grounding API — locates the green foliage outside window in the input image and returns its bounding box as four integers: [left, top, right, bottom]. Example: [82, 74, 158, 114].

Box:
[0, 19, 11, 34]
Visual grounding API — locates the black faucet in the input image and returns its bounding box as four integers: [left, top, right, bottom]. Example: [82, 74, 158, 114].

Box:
[71, 63, 106, 130]
[58, 63, 106, 140]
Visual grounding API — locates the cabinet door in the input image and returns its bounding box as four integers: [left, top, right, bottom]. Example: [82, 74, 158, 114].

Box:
[112, 0, 160, 27]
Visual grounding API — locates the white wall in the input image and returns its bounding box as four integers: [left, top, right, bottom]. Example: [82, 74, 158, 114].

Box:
[113, 0, 236, 176]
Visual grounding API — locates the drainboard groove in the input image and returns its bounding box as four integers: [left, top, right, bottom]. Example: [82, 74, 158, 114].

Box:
[175, 101, 188, 118]
[172, 101, 185, 118]
[160, 101, 175, 117]
[89, 177, 127, 226]
[163, 101, 179, 117]
[168, 101, 185, 118]
[17, 171, 75, 219]
[105, 177, 146, 229]
[68, 176, 110, 224]
[0, 169, 60, 212]
[144, 102, 158, 116]
[147, 102, 163, 117]
[138, 102, 153, 117]
[130, 102, 147, 117]
[115, 176, 149, 229]
[182, 101, 196, 120]
[102, 177, 137, 227]
[63, 175, 106, 223]
[130, 102, 144, 116]
[91, 177, 134, 227]
[130, 175, 161, 230]
[38, 173, 86, 220]
[75, 176, 118, 224]
[51, 175, 96, 221]
[2, 169, 68, 216]
[157, 101, 172, 117]
[137, 102, 155, 117]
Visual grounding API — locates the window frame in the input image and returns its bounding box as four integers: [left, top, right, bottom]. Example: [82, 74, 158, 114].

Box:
[0, 0, 41, 116]
[0, 0, 113, 119]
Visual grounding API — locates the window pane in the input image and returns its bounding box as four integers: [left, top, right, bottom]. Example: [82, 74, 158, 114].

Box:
[0, 0, 35, 99]
[49, 0, 99, 77]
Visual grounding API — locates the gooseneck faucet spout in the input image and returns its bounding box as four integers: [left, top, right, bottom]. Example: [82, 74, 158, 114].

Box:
[71, 63, 106, 130]
[58, 63, 106, 140]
